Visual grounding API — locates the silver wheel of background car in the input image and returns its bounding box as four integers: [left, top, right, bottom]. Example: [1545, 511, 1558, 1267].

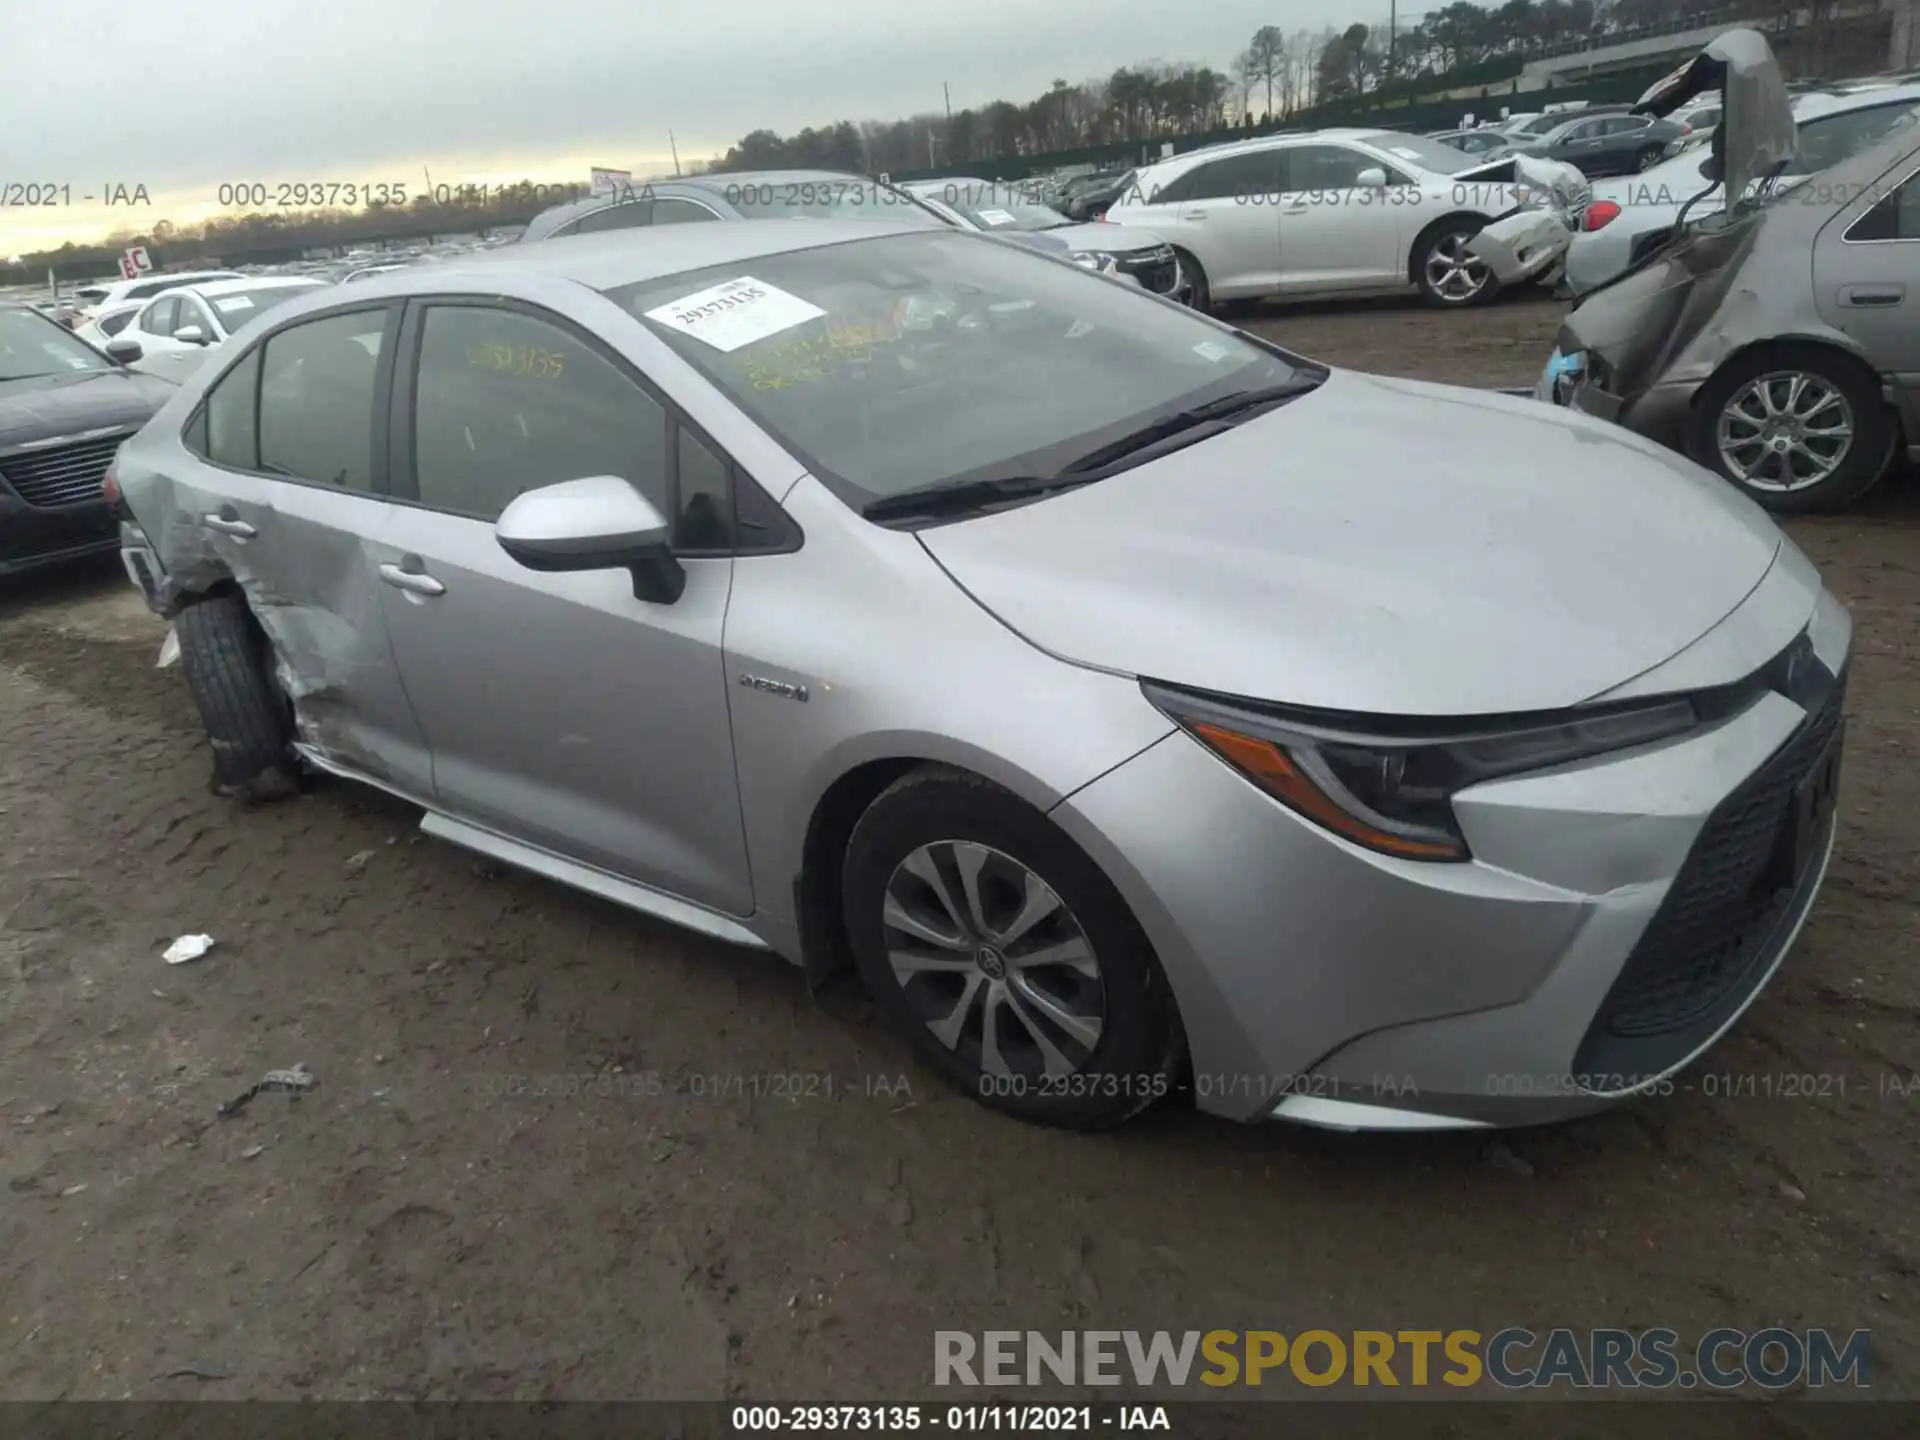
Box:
[882, 840, 1106, 1079]
[1716, 371, 1854, 493]
[1423, 232, 1490, 303]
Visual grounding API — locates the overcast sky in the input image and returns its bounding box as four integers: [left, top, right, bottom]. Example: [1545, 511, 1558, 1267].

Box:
[2, 0, 1388, 256]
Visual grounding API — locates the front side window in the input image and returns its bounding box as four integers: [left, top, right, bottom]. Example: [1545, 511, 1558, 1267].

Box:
[653, 198, 720, 225]
[609, 230, 1306, 512]
[0, 306, 113, 379]
[257, 310, 387, 489]
[567, 200, 654, 235]
[1285, 145, 1378, 191]
[142, 297, 180, 337]
[410, 305, 668, 522]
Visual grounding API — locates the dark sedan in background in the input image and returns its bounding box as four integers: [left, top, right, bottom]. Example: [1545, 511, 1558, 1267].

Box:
[1, 303, 175, 577]
[1516, 111, 1686, 176]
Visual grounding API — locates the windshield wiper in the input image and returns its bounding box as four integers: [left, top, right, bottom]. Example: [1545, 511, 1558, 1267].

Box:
[862, 473, 1100, 524]
[1057, 375, 1327, 477]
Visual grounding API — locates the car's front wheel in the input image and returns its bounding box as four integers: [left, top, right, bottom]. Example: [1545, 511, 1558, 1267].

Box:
[1413, 221, 1496, 307]
[1688, 343, 1894, 514]
[1173, 248, 1211, 313]
[841, 767, 1184, 1129]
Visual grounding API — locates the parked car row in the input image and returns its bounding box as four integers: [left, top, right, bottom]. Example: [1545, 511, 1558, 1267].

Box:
[1539, 29, 1920, 514]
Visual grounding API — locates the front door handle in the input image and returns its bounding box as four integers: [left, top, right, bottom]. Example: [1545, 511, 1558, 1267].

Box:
[1840, 284, 1904, 307]
[379, 562, 445, 597]
[203, 512, 256, 540]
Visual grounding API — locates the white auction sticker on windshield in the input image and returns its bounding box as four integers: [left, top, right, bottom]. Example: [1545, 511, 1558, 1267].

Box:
[977, 208, 1018, 226]
[212, 296, 255, 313]
[1192, 340, 1232, 363]
[1389, 147, 1423, 161]
[645, 277, 826, 352]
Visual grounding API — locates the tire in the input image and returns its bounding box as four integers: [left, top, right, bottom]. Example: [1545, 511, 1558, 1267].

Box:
[1174, 249, 1211, 313]
[841, 766, 1185, 1130]
[174, 591, 301, 801]
[1412, 219, 1497, 307]
[1687, 344, 1894, 515]
[1635, 147, 1665, 172]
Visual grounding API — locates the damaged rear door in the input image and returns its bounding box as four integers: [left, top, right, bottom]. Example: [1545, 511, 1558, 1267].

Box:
[164, 303, 434, 793]
[370, 297, 754, 917]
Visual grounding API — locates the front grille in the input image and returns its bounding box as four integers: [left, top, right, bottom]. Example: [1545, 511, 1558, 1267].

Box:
[0, 432, 127, 509]
[1118, 245, 1179, 294]
[1574, 664, 1846, 1080]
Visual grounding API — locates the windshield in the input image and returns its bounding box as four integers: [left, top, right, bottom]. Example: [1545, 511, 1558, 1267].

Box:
[0, 307, 113, 379]
[719, 179, 947, 226]
[202, 285, 324, 330]
[606, 230, 1304, 509]
[1358, 133, 1487, 174]
[915, 182, 1071, 231]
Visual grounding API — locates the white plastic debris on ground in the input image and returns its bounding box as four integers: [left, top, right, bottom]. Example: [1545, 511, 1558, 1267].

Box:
[162, 934, 215, 965]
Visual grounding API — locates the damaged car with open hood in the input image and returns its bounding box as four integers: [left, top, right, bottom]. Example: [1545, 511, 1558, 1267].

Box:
[1539, 29, 1920, 513]
[113, 219, 1851, 1134]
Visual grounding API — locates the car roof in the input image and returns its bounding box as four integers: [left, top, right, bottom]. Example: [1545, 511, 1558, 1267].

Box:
[169, 275, 328, 297]
[1793, 79, 1920, 119]
[328, 218, 935, 297]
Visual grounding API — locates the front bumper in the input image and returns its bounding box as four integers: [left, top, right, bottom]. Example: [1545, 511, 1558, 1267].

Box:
[0, 490, 118, 577]
[1051, 590, 1851, 1129]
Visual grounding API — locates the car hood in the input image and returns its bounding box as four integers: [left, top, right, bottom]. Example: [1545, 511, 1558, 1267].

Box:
[1038, 223, 1168, 254]
[0, 367, 176, 449]
[916, 369, 1785, 716]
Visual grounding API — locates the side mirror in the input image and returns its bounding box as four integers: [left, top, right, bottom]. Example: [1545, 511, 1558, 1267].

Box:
[495, 475, 684, 604]
[175, 325, 210, 346]
[105, 337, 143, 363]
[1355, 167, 1388, 189]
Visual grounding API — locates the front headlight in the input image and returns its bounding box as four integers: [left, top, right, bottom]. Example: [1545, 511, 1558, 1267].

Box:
[1070, 251, 1120, 274]
[1142, 681, 1699, 862]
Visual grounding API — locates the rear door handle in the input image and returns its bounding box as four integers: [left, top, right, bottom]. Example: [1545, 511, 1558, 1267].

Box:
[1177, 208, 1208, 222]
[1840, 284, 1904, 307]
[379, 562, 445, 597]
[202, 513, 256, 540]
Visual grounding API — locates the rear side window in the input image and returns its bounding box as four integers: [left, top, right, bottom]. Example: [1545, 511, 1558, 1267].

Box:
[1184, 151, 1281, 202]
[653, 198, 720, 225]
[99, 310, 137, 338]
[257, 311, 386, 490]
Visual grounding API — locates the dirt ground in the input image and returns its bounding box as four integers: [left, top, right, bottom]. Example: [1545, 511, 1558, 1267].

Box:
[2, 294, 1917, 1427]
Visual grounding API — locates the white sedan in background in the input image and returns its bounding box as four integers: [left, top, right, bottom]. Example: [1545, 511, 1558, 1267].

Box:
[1564, 81, 1920, 294]
[107, 276, 331, 382]
[1101, 129, 1553, 309]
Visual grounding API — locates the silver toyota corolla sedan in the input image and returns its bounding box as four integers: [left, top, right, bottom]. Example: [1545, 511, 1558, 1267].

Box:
[113, 220, 1851, 1134]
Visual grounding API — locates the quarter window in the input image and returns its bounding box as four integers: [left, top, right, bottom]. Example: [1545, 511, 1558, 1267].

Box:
[1847, 172, 1920, 241]
[203, 349, 261, 468]
[257, 310, 386, 490]
[674, 425, 732, 549]
[410, 305, 668, 522]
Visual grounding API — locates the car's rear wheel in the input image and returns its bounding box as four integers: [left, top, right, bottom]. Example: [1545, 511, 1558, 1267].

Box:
[1688, 344, 1894, 514]
[1636, 147, 1665, 172]
[174, 591, 301, 801]
[841, 766, 1184, 1129]
[1413, 221, 1496, 307]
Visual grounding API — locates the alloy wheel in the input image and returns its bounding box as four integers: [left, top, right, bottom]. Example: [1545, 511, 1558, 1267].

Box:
[881, 840, 1105, 1079]
[1425, 232, 1490, 302]
[1716, 371, 1855, 492]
